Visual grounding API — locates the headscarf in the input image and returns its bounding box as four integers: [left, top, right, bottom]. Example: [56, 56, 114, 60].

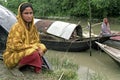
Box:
[17, 2, 38, 45]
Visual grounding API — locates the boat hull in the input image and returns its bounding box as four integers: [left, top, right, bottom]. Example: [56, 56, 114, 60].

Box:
[103, 40, 120, 49]
[40, 36, 109, 52]
[41, 39, 90, 52]
[91, 36, 110, 50]
[96, 42, 120, 64]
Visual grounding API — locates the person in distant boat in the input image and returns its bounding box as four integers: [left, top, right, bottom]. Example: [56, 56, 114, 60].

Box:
[100, 18, 112, 36]
[3, 2, 47, 76]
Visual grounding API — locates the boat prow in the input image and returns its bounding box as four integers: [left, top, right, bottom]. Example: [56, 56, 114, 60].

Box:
[95, 41, 120, 64]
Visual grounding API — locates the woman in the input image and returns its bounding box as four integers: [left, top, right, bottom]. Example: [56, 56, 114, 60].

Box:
[3, 2, 47, 76]
[101, 18, 112, 36]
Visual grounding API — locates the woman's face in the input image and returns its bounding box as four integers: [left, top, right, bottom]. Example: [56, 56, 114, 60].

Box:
[103, 18, 108, 23]
[21, 7, 33, 23]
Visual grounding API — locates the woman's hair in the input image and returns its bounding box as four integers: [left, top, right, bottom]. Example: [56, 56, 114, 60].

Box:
[20, 2, 33, 14]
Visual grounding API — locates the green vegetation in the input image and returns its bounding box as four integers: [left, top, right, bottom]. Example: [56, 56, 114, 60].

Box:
[0, 0, 120, 19]
[44, 54, 79, 80]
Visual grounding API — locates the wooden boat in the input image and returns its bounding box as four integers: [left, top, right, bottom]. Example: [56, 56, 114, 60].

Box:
[35, 19, 109, 51]
[95, 41, 120, 64]
[41, 35, 109, 52]
[103, 32, 120, 49]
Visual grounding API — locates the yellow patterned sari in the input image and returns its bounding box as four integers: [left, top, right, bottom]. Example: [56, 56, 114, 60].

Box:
[3, 3, 47, 68]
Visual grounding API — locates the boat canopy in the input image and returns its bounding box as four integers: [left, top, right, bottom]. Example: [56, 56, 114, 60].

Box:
[47, 21, 77, 40]
[35, 20, 83, 40]
[0, 4, 17, 32]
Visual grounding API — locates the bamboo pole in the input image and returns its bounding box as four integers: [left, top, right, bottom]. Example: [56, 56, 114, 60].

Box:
[89, 0, 92, 56]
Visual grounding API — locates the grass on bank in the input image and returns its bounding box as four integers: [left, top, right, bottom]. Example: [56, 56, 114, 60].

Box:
[43, 52, 107, 80]
[43, 54, 79, 80]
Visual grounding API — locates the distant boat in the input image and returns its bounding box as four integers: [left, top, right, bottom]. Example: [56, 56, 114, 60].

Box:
[95, 41, 120, 64]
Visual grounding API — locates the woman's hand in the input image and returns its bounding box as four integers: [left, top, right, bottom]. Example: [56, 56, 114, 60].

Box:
[37, 48, 45, 56]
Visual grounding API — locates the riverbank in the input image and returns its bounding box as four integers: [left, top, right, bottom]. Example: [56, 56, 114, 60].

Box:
[0, 50, 107, 80]
[0, 52, 78, 80]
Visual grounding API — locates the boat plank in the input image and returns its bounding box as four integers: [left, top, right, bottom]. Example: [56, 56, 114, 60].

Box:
[95, 41, 120, 63]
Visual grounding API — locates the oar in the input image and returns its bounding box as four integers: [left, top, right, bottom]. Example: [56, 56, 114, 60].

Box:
[42, 56, 53, 71]
[100, 34, 120, 37]
[82, 22, 102, 30]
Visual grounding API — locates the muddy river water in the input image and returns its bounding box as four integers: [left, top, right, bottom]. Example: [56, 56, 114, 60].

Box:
[46, 49, 120, 80]
[44, 19, 120, 80]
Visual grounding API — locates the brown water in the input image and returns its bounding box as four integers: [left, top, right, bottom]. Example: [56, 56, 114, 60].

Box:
[46, 49, 120, 80]
[45, 19, 120, 80]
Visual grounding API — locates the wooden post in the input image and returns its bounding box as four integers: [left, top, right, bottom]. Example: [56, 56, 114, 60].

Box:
[89, 0, 92, 56]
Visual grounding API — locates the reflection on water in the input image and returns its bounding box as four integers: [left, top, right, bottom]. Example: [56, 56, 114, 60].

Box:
[45, 49, 120, 80]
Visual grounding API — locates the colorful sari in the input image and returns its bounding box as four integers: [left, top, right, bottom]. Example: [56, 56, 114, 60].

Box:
[3, 3, 47, 69]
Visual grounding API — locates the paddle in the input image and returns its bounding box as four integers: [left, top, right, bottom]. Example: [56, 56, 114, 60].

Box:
[82, 22, 102, 30]
[100, 33, 120, 37]
[42, 56, 53, 70]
